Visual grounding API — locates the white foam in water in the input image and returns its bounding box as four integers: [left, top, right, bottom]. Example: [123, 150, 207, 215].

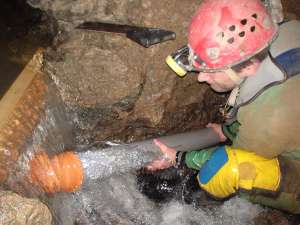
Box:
[160, 197, 263, 225]
[219, 197, 264, 224]
[51, 173, 263, 225]
[51, 140, 264, 225]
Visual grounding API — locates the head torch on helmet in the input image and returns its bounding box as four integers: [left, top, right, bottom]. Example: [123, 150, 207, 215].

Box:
[165, 45, 203, 77]
[165, 45, 226, 77]
[167, 0, 278, 77]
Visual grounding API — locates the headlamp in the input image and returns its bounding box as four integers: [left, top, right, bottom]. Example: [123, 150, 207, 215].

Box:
[165, 45, 201, 77]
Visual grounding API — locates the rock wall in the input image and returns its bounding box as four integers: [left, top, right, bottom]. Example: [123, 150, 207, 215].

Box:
[281, 0, 300, 19]
[26, 0, 226, 144]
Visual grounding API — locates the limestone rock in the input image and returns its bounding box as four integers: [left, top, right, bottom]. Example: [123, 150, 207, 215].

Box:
[27, 0, 226, 144]
[0, 190, 52, 225]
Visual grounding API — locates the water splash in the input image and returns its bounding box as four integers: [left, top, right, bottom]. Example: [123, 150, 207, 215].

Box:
[160, 197, 262, 225]
[77, 141, 160, 183]
[5, 83, 73, 197]
[5, 77, 263, 224]
[50, 172, 263, 225]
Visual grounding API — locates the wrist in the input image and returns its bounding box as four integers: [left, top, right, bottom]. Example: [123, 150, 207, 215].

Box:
[162, 152, 176, 166]
[210, 125, 227, 142]
[175, 151, 186, 168]
[217, 130, 227, 142]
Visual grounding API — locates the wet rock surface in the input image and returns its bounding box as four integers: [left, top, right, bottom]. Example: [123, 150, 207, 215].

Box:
[26, 0, 227, 144]
[254, 210, 292, 225]
[7, 1, 300, 225]
[25, 0, 300, 146]
[0, 190, 52, 225]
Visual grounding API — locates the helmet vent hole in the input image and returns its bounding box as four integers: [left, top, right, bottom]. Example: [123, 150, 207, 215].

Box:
[239, 31, 245, 37]
[250, 26, 256, 32]
[227, 37, 234, 44]
[229, 25, 236, 31]
[241, 19, 247, 25]
[252, 13, 258, 19]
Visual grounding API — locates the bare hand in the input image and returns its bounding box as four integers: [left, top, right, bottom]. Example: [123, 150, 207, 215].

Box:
[146, 139, 176, 171]
[206, 123, 227, 142]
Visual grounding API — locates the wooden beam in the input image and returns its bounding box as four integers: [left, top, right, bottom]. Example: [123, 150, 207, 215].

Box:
[0, 49, 44, 128]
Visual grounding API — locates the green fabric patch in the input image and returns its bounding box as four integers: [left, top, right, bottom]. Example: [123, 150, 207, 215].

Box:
[222, 120, 241, 142]
[185, 147, 215, 170]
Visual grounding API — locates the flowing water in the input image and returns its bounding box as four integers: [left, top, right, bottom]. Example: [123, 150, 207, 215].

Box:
[77, 140, 161, 184]
[13, 92, 264, 225]
[0, 2, 264, 220]
[0, 1, 296, 224]
[43, 127, 263, 225]
[50, 173, 264, 225]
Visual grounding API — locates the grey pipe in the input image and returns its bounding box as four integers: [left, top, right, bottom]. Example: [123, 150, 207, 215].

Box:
[77, 127, 220, 183]
[156, 127, 220, 152]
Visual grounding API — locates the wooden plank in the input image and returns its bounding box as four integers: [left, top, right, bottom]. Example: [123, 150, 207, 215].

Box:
[0, 49, 44, 128]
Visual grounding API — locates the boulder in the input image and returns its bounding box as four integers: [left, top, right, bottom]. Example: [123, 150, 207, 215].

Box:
[0, 190, 52, 225]
[27, 0, 226, 144]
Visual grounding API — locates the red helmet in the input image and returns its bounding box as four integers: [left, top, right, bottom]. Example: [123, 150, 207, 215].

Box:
[188, 0, 278, 71]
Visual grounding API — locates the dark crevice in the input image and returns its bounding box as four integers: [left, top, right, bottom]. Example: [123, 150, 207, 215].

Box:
[0, 0, 55, 98]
